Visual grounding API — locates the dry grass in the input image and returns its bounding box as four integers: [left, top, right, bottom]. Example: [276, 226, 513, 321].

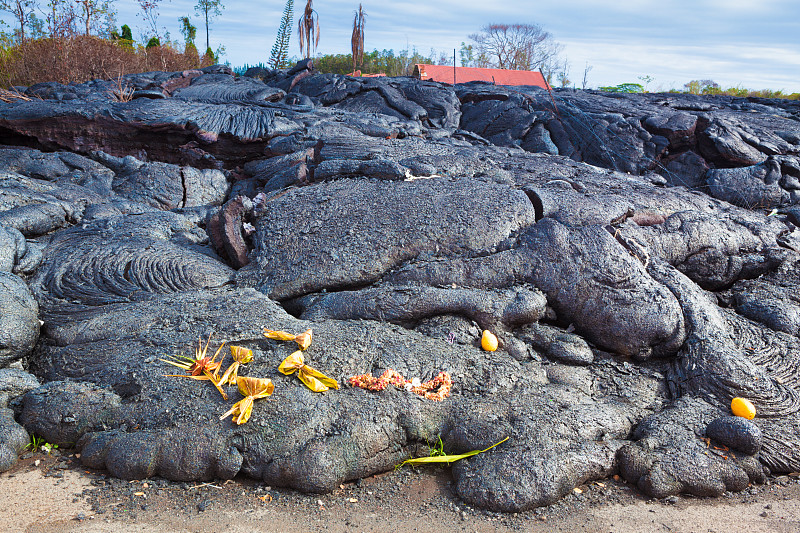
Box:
[0, 36, 216, 88]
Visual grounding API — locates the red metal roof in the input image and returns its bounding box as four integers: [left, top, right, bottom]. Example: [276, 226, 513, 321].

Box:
[413, 64, 550, 88]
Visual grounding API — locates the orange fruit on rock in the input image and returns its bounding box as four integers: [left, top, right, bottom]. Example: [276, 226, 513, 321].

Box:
[481, 330, 498, 352]
[731, 397, 756, 419]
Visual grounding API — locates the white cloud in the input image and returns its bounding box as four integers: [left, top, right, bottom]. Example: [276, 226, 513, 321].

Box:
[563, 39, 800, 91]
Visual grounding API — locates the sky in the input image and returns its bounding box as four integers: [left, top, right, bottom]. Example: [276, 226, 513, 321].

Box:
[3, 0, 800, 92]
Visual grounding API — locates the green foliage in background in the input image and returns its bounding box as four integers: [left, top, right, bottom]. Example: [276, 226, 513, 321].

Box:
[179, 16, 197, 45]
[121, 24, 133, 41]
[674, 79, 798, 99]
[599, 82, 644, 93]
[111, 23, 135, 48]
[313, 47, 442, 77]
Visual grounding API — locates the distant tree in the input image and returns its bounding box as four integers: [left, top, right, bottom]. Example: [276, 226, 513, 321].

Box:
[396, 46, 432, 76]
[315, 47, 441, 77]
[684, 80, 700, 94]
[202, 45, 216, 63]
[556, 58, 570, 88]
[74, 0, 114, 36]
[459, 42, 472, 66]
[459, 41, 490, 67]
[638, 74, 654, 92]
[112, 21, 133, 46]
[468, 23, 563, 71]
[40, 0, 75, 38]
[581, 62, 592, 90]
[314, 52, 351, 74]
[350, 3, 364, 74]
[137, 0, 162, 40]
[179, 15, 195, 45]
[599, 83, 643, 93]
[194, 0, 222, 54]
[268, 0, 292, 69]
[435, 49, 452, 66]
[146, 35, 159, 48]
[0, 0, 37, 42]
[27, 10, 45, 38]
[297, 0, 319, 59]
[684, 79, 719, 95]
[700, 79, 720, 94]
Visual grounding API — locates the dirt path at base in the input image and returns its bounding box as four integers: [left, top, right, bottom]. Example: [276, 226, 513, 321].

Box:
[0, 460, 92, 533]
[1, 452, 799, 533]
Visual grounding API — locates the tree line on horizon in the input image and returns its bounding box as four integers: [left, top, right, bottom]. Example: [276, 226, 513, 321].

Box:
[266, 2, 574, 86]
[0, 0, 224, 52]
[0, 0, 229, 86]
[0, 0, 794, 100]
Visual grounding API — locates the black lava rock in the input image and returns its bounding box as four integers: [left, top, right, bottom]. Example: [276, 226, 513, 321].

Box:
[706, 416, 763, 455]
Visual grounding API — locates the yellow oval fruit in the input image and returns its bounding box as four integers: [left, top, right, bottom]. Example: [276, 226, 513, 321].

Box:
[731, 397, 756, 420]
[481, 330, 498, 352]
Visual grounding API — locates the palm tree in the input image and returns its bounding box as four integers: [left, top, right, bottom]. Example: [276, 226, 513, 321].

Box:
[351, 4, 365, 75]
[297, 0, 319, 60]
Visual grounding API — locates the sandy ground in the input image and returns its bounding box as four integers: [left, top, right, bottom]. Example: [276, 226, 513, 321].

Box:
[1, 450, 799, 533]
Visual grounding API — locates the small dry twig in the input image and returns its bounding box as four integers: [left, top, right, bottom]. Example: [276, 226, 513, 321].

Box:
[104, 68, 134, 102]
[188, 482, 224, 490]
[0, 88, 31, 103]
[109, 75, 134, 102]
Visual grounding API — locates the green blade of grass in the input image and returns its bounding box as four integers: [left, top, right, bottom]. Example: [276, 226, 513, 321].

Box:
[396, 436, 509, 468]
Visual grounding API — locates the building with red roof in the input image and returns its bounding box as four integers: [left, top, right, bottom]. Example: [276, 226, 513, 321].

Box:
[412, 64, 550, 88]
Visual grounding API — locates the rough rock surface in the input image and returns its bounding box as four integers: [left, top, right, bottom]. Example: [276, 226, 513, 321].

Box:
[706, 416, 763, 455]
[0, 271, 39, 366]
[0, 64, 799, 509]
[0, 368, 39, 471]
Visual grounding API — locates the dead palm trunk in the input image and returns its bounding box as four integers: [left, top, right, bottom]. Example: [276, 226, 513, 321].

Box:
[297, 0, 320, 60]
[351, 4, 365, 75]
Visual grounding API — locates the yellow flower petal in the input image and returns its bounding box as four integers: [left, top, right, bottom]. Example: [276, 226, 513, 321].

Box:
[221, 378, 274, 425]
[203, 369, 228, 400]
[220, 397, 255, 425]
[298, 372, 330, 392]
[277, 350, 336, 393]
[235, 397, 254, 425]
[230, 345, 254, 363]
[263, 328, 313, 350]
[263, 329, 299, 342]
[236, 376, 274, 398]
[218, 362, 239, 386]
[219, 346, 254, 386]
[278, 351, 305, 375]
[160, 357, 192, 371]
[301, 366, 339, 390]
[295, 329, 313, 350]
